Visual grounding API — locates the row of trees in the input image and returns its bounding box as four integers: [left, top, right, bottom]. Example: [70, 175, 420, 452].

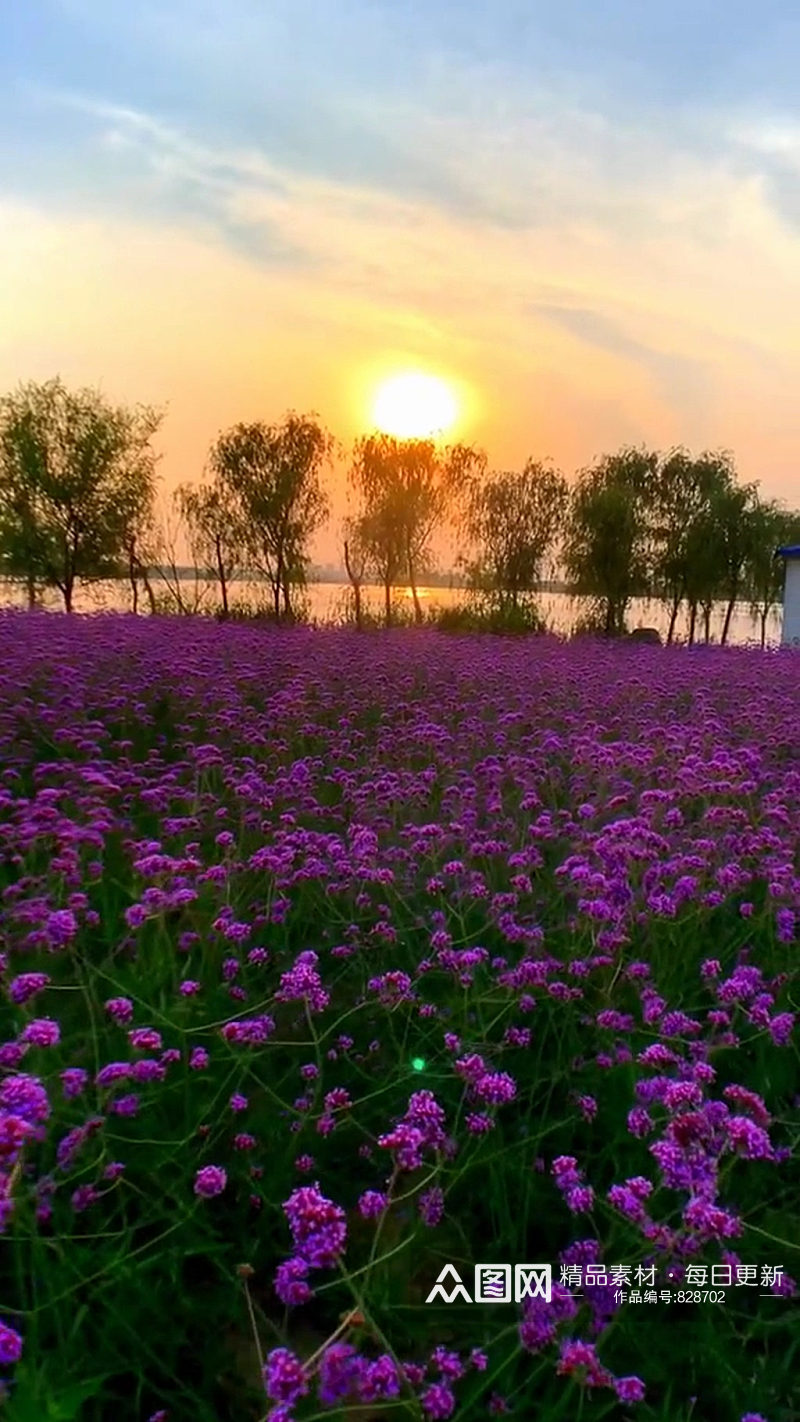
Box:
[0, 377, 798, 641]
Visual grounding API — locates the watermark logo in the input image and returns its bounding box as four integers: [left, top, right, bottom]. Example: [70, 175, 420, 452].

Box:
[425, 1263, 552, 1304]
[425, 1264, 473, 1304]
[425, 1261, 786, 1306]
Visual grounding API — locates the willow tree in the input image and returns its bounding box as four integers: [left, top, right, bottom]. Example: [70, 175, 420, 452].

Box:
[745, 502, 800, 648]
[209, 412, 333, 620]
[349, 432, 485, 624]
[460, 458, 568, 616]
[564, 446, 658, 636]
[175, 479, 243, 619]
[650, 448, 736, 643]
[0, 377, 162, 612]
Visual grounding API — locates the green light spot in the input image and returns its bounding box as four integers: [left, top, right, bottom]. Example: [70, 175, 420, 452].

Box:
[411, 1057, 426, 1072]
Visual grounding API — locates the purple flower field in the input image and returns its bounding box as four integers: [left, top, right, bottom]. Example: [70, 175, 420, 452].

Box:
[0, 611, 798, 1422]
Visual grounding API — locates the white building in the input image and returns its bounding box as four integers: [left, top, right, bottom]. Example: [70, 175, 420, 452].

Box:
[778, 545, 800, 646]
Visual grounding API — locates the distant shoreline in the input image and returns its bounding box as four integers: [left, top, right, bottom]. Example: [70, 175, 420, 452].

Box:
[117, 568, 573, 594]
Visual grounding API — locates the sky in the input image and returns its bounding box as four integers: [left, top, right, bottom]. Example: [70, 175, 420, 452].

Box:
[3, 0, 800, 561]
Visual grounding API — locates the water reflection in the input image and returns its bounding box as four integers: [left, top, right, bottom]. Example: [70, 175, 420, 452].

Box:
[0, 579, 783, 647]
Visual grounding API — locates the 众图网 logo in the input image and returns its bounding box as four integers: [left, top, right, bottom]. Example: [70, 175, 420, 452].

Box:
[425, 1263, 552, 1304]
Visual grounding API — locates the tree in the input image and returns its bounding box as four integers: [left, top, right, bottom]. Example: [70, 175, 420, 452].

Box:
[341, 515, 374, 630]
[150, 493, 214, 617]
[124, 481, 160, 616]
[0, 377, 162, 612]
[564, 446, 658, 636]
[209, 413, 333, 620]
[349, 433, 485, 624]
[176, 479, 243, 619]
[716, 480, 761, 645]
[745, 502, 800, 648]
[650, 449, 735, 643]
[349, 500, 406, 627]
[460, 459, 568, 616]
[682, 503, 724, 644]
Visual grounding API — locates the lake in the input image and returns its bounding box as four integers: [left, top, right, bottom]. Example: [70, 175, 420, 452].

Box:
[0, 577, 783, 646]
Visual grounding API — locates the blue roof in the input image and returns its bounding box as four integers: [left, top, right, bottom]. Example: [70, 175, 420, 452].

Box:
[777, 545, 800, 558]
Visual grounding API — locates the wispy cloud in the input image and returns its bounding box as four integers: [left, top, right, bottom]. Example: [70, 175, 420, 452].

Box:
[533, 305, 712, 443]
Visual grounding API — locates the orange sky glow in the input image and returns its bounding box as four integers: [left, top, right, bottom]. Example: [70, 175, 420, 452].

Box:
[3, 4, 800, 565]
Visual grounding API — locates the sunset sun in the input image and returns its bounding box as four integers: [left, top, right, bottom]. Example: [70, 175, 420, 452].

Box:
[372, 372, 458, 439]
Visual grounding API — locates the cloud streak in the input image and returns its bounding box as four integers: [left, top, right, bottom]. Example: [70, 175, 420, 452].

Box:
[2, 0, 800, 527]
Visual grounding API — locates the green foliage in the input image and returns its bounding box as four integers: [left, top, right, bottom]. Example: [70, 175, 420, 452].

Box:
[209, 412, 334, 621]
[648, 448, 735, 643]
[745, 503, 800, 647]
[459, 460, 568, 619]
[348, 433, 485, 625]
[433, 598, 548, 635]
[0, 377, 162, 612]
[564, 446, 658, 636]
[176, 479, 244, 619]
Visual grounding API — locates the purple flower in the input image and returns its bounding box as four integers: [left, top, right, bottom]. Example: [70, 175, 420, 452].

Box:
[726, 1116, 774, 1160]
[767, 1012, 794, 1046]
[358, 1190, 389, 1219]
[318, 1342, 364, 1404]
[615, 1376, 646, 1403]
[95, 1062, 131, 1088]
[263, 1348, 308, 1405]
[194, 1166, 227, 1198]
[61, 1068, 89, 1099]
[283, 1182, 346, 1267]
[129, 1027, 163, 1051]
[46, 909, 78, 946]
[0, 1074, 49, 1125]
[20, 1018, 60, 1047]
[419, 1187, 444, 1227]
[275, 951, 329, 1013]
[474, 1071, 517, 1105]
[358, 1355, 400, 1401]
[0, 1321, 23, 1366]
[420, 1381, 456, 1419]
[110, 1094, 140, 1116]
[274, 1256, 313, 1306]
[71, 1184, 100, 1212]
[105, 997, 134, 1023]
[8, 973, 50, 1005]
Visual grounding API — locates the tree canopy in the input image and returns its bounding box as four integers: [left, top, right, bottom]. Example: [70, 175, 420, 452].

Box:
[0, 377, 162, 612]
[209, 412, 334, 620]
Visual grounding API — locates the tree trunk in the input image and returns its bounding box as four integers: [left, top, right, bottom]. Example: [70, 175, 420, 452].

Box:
[760, 606, 768, 649]
[667, 595, 680, 644]
[127, 541, 139, 614]
[688, 601, 697, 645]
[405, 534, 423, 625]
[215, 535, 229, 619]
[63, 582, 73, 614]
[703, 605, 712, 643]
[384, 578, 392, 628]
[141, 566, 157, 615]
[343, 541, 363, 630]
[721, 594, 736, 646]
